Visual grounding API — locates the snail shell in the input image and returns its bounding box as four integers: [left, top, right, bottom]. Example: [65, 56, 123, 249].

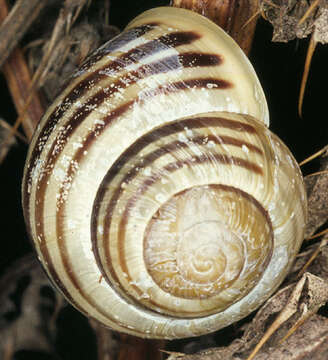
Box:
[23, 7, 307, 339]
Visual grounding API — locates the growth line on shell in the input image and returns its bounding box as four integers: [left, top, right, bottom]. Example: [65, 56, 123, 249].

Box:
[91, 115, 265, 310]
[23, 7, 307, 338]
[27, 29, 202, 172]
[24, 47, 226, 240]
[31, 78, 231, 332]
[99, 155, 263, 308]
[24, 28, 204, 202]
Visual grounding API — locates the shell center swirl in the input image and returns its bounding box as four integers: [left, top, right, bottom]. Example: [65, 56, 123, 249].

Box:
[144, 185, 266, 300]
[178, 221, 243, 284]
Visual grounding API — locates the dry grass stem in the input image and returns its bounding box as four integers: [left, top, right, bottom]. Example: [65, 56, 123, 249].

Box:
[306, 170, 328, 177]
[299, 144, 328, 166]
[0, 0, 45, 141]
[298, 0, 321, 26]
[308, 228, 328, 240]
[298, 33, 317, 117]
[298, 236, 328, 276]
[0, 0, 46, 67]
[246, 274, 314, 360]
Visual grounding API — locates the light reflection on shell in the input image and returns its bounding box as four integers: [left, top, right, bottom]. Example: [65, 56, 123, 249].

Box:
[23, 7, 307, 339]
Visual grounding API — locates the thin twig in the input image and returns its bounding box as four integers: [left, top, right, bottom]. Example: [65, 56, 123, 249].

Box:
[242, 9, 261, 29]
[308, 228, 328, 240]
[299, 145, 328, 166]
[0, 0, 45, 142]
[298, 0, 321, 25]
[246, 276, 308, 360]
[298, 236, 328, 276]
[0, 119, 27, 143]
[298, 32, 317, 117]
[0, 0, 46, 67]
[306, 170, 328, 178]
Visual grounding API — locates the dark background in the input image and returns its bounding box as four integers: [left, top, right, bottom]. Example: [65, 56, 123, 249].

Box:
[0, 0, 327, 358]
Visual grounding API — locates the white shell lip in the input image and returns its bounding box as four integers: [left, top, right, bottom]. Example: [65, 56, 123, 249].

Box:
[127, 6, 270, 127]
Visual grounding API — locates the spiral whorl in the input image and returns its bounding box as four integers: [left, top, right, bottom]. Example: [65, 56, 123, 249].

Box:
[23, 7, 307, 339]
[92, 113, 277, 318]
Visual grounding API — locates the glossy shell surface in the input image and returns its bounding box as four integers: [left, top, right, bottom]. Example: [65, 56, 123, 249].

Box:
[23, 7, 306, 339]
